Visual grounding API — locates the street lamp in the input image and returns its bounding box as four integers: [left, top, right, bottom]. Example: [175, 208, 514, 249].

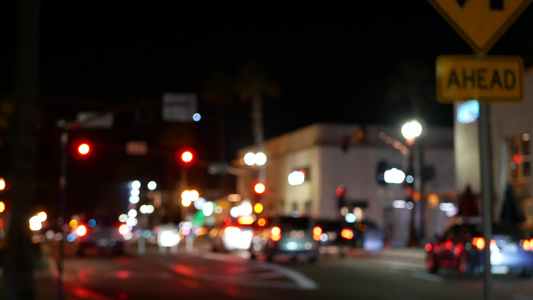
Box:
[401, 119, 423, 247]
[244, 151, 267, 166]
[401, 120, 423, 144]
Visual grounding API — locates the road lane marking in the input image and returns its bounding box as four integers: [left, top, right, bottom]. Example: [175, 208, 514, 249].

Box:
[199, 251, 318, 289]
[258, 263, 318, 290]
[144, 253, 319, 290]
[411, 271, 444, 283]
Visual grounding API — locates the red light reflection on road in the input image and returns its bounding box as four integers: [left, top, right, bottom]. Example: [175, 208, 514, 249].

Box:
[173, 265, 195, 276]
[116, 270, 130, 279]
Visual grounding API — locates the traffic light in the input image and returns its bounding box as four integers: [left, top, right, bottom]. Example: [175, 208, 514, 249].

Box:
[253, 182, 266, 203]
[254, 182, 266, 195]
[78, 143, 90, 155]
[176, 148, 196, 167]
[71, 139, 91, 159]
[376, 160, 388, 185]
[336, 185, 346, 209]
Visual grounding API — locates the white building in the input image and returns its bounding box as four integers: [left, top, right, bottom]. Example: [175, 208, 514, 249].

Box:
[454, 68, 533, 229]
[236, 122, 455, 247]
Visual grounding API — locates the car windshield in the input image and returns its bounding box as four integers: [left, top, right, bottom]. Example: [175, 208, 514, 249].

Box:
[276, 217, 312, 230]
[316, 220, 341, 231]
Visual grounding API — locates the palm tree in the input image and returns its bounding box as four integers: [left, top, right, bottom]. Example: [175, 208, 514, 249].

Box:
[235, 61, 280, 153]
[203, 71, 237, 164]
[386, 58, 434, 120]
[203, 62, 280, 183]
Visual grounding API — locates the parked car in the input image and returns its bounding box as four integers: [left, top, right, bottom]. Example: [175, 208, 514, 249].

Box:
[315, 219, 355, 257]
[75, 216, 129, 256]
[354, 219, 385, 251]
[426, 220, 533, 278]
[211, 217, 255, 252]
[249, 216, 320, 263]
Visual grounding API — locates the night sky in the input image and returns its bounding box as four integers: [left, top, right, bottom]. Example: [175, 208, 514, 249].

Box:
[1, 1, 533, 215]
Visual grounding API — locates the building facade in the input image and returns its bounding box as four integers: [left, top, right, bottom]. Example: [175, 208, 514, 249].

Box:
[236, 122, 455, 246]
[455, 69, 533, 230]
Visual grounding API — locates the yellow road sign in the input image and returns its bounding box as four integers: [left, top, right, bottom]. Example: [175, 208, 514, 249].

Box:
[428, 0, 532, 54]
[436, 55, 524, 103]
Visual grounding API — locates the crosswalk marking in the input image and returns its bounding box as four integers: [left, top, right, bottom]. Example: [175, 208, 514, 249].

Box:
[139, 252, 319, 290]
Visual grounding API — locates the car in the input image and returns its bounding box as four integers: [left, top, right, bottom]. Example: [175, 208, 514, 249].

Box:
[353, 219, 385, 251]
[426, 219, 533, 278]
[75, 215, 129, 256]
[249, 216, 320, 263]
[211, 216, 255, 253]
[315, 219, 355, 257]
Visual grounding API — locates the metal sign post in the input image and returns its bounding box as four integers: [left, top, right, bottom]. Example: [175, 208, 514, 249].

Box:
[429, 1, 532, 299]
[478, 103, 494, 300]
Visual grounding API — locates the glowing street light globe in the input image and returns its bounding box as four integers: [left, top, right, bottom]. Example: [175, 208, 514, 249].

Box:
[244, 152, 256, 166]
[244, 152, 267, 166]
[147, 181, 157, 191]
[401, 120, 423, 140]
[131, 180, 141, 189]
[255, 152, 267, 166]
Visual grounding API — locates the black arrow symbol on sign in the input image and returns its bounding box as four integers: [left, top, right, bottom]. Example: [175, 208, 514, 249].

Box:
[456, 0, 467, 8]
[455, 0, 503, 9]
[490, 0, 504, 10]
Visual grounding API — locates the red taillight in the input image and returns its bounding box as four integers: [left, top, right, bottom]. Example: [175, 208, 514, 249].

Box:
[521, 239, 532, 251]
[76, 225, 87, 237]
[118, 224, 130, 235]
[312, 226, 322, 241]
[473, 237, 485, 250]
[472, 237, 497, 250]
[425, 243, 432, 252]
[238, 215, 254, 225]
[257, 218, 267, 227]
[271, 226, 281, 241]
[271, 226, 281, 235]
[341, 229, 354, 240]
[445, 239, 453, 250]
[313, 226, 322, 236]
[454, 243, 464, 256]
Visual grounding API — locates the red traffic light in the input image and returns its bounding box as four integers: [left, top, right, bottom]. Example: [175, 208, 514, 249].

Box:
[175, 148, 196, 167]
[181, 151, 193, 163]
[336, 186, 345, 197]
[71, 139, 91, 159]
[78, 143, 90, 155]
[254, 182, 266, 194]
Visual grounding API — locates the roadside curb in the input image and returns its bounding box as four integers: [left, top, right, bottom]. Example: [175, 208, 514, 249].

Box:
[350, 247, 426, 261]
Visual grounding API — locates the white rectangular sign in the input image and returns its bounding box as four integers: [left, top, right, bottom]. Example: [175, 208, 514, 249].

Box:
[162, 93, 197, 122]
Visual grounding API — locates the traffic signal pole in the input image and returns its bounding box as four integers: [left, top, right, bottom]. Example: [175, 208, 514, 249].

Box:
[56, 114, 106, 300]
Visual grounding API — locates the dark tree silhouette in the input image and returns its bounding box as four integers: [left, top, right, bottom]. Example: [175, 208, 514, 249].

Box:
[4, 0, 41, 299]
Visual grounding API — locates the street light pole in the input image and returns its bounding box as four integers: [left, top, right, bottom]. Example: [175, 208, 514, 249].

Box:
[57, 130, 68, 300]
[402, 120, 423, 247]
